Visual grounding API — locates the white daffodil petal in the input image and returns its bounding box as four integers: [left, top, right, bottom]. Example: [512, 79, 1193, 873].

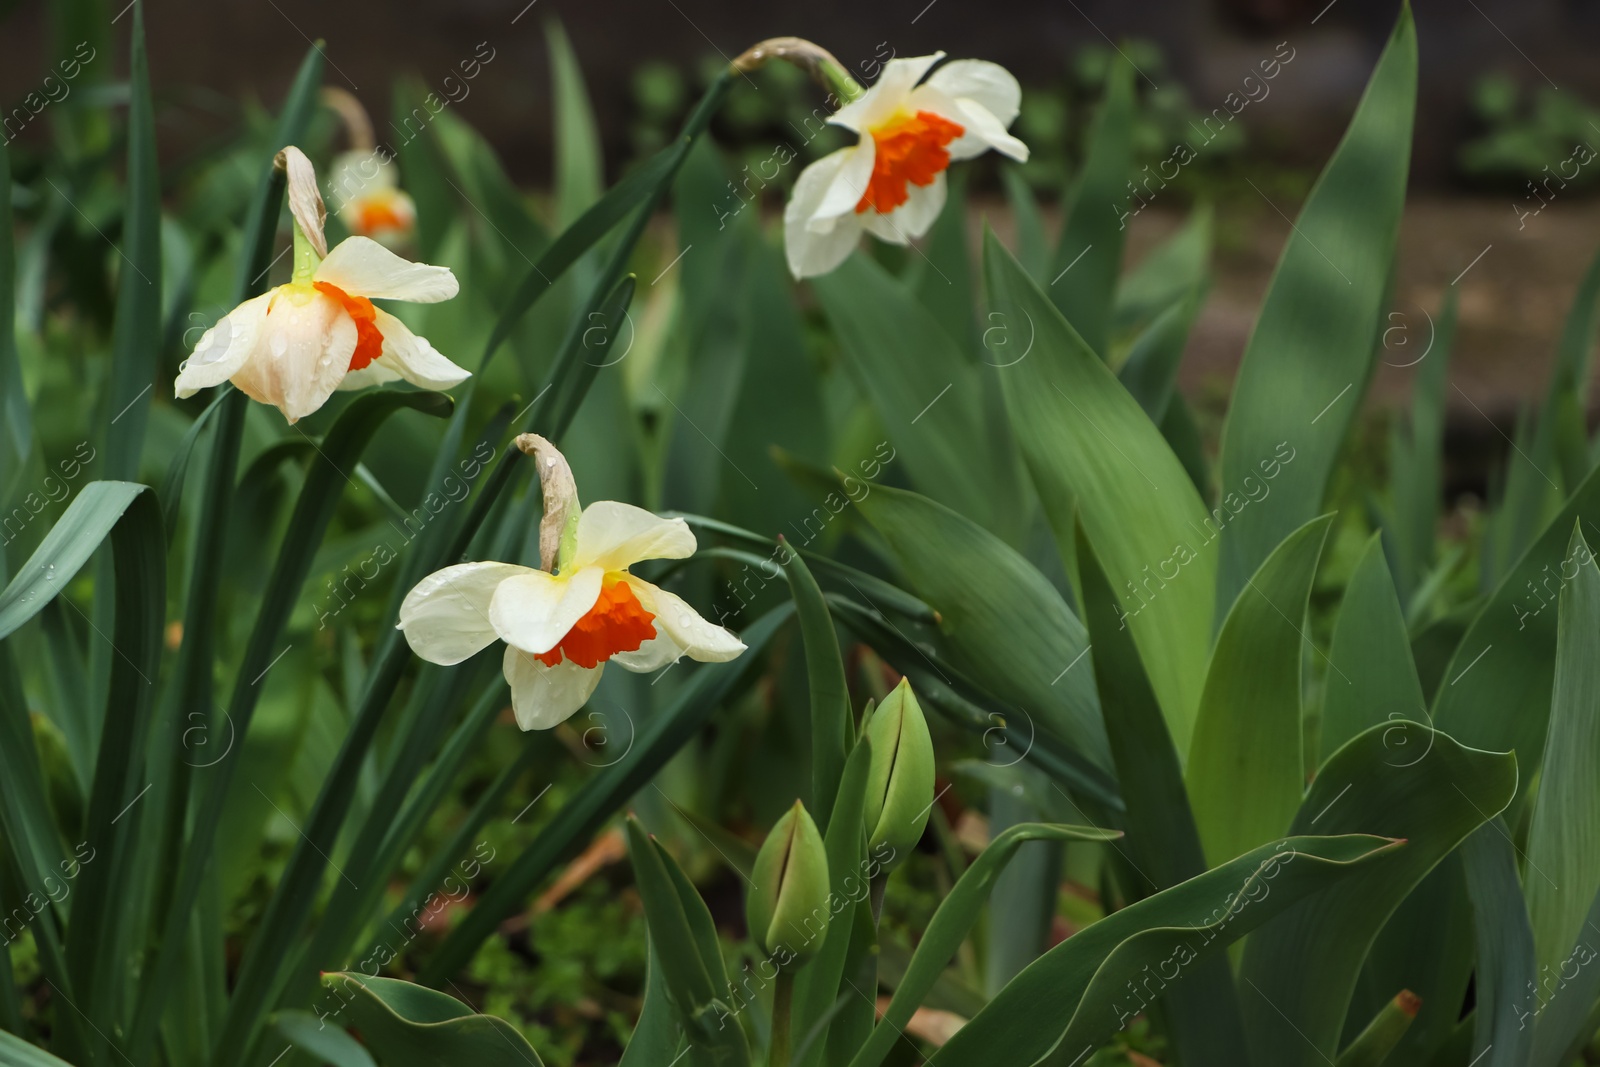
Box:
[503, 647, 602, 730]
[609, 632, 685, 673]
[570, 502, 696, 572]
[810, 138, 875, 224]
[831, 53, 947, 132]
[229, 289, 356, 423]
[785, 151, 866, 279]
[860, 173, 947, 243]
[925, 59, 1022, 126]
[174, 292, 272, 397]
[908, 84, 1028, 162]
[337, 361, 402, 391]
[314, 236, 459, 303]
[489, 566, 605, 655]
[629, 578, 745, 663]
[398, 561, 533, 665]
[370, 308, 470, 391]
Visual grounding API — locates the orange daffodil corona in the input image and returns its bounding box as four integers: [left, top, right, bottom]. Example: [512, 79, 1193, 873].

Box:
[175, 146, 468, 423]
[781, 50, 1029, 279]
[398, 435, 745, 730]
[330, 149, 418, 246]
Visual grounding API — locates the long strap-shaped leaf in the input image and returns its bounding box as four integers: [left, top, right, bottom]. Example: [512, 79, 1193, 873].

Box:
[420, 604, 793, 984]
[1461, 820, 1535, 1067]
[1187, 515, 1332, 868]
[0, 481, 154, 1058]
[848, 822, 1120, 1067]
[60, 487, 163, 1043]
[984, 229, 1214, 756]
[1077, 524, 1249, 1062]
[781, 543, 851, 831]
[126, 44, 325, 1062]
[98, 2, 160, 483]
[1237, 724, 1517, 1066]
[1214, 4, 1416, 610]
[130, 392, 448, 1061]
[930, 834, 1401, 1066]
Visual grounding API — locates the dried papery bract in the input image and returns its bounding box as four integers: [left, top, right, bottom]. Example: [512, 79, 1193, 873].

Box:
[514, 432, 580, 573]
[732, 36, 864, 103]
[275, 144, 328, 257]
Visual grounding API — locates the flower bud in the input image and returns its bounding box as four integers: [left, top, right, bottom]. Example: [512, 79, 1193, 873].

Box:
[746, 800, 831, 964]
[863, 678, 935, 871]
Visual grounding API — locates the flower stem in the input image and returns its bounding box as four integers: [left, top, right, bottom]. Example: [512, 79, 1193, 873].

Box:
[291, 222, 319, 285]
[770, 969, 796, 1067]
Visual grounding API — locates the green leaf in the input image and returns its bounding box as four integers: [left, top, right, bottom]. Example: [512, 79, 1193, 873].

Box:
[815, 255, 1028, 546]
[848, 823, 1120, 1067]
[855, 483, 1109, 772]
[272, 1009, 378, 1067]
[0, 139, 30, 514]
[139, 393, 451, 1059]
[792, 737, 873, 1067]
[781, 543, 851, 831]
[624, 818, 719, 1011]
[1322, 532, 1427, 761]
[1188, 515, 1333, 867]
[100, 2, 161, 482]
[0, 481, 146, 639]
[156, 388, 231, 541]
[1460, 821, 1535, 1067]
[0, 1031, 76, 1067]
[479, 70, 732, 370]
[1524, 524, 1600, 979]
[1077, 524, 1249, 1060]
[1238, 723, 1518, 1066]
[422, 605, 790, 984]
[1112, 204, 1213, 342]
[1001, 165, 1049, 282]
[984, 230, 1216, 753]
[62, 487, 163, 1028]
[1214, 5, 1416, 609]
[1432, 463, 1600, 794]
[317, 973, 544, 1066]
[930, 834, 1401, 1066]
[546, 19, 603, 227]
[910, 171, 978, 351]
[1386, 287, 1457, 599]
[1117, 286, 1202, 424]
[1335, 992, 1420, 1067]
[1050, 58, 1133, 357]
[619, 945, 685, 1066]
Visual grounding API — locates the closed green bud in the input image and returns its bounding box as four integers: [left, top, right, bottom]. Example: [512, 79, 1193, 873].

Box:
[746, 800, 831, 964]
[863, 678, 935, 871]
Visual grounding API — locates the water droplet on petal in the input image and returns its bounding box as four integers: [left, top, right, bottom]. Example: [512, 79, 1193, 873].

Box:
[270, 334, 288, 358]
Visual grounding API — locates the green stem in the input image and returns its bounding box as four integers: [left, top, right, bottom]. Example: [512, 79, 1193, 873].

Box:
[290, 223, 319, 284]
[869, 873, 888, 926]
[770, 969, 796, 1067]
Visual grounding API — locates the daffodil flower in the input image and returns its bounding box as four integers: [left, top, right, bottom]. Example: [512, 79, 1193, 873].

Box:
[783, 52, 1028, 279]
[329, 149, 417, 246]
[175, 146, 467, 423]
[398, 435, 745, 730]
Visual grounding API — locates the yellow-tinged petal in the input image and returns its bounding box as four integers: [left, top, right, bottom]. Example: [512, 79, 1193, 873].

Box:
[229, 287, 356, 423]
[174, 292, 272, 398]
[398, 561, 533, 665]
[489, 566, 605, 654]
[569, 502, 696, 572]
[503, 647, 603, 730]
[830, 53, 946, 132]
[314, 237, 458, 304]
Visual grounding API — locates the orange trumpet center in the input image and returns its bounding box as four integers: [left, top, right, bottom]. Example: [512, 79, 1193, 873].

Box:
[855, 110, 965, 215]
[534, 578, 657, 669]
[313, 281, 384, 371]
